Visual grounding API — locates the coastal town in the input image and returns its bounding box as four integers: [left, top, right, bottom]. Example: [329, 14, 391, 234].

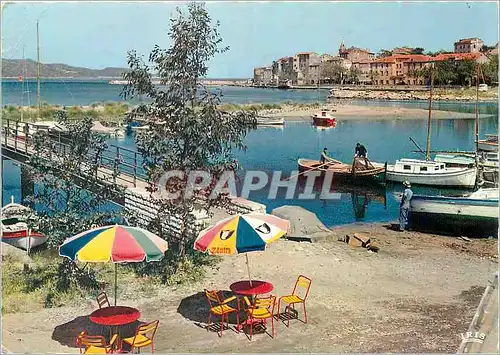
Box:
[253, 38, 498, 87]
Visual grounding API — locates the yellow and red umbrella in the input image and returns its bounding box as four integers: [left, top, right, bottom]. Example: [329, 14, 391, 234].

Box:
[59, 225, 168, 305]
[194, 213, 290, 281]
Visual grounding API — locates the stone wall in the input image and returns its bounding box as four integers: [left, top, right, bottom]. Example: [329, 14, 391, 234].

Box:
[328, 88, 494, 101]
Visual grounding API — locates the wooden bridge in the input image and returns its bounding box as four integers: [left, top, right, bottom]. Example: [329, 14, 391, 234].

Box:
[1, 119, 266, 235]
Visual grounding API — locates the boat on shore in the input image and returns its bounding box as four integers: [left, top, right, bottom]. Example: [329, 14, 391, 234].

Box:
[311, 109, 336, 127]
[477, 134, 498, 152]
[409, 188, 499, 237]
[380, 159, 477, 188]
[1, 197, 47, 251]
[298, 157, 386, 183]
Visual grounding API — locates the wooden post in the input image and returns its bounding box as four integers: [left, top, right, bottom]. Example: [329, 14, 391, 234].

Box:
[15, 122, 19, 150]
[133, 151, 137, 187]
[425, 65, 434, 161]
[5, 119, 9, 145]
[475, 64, 480, 155]
[37, 21, 41, 119]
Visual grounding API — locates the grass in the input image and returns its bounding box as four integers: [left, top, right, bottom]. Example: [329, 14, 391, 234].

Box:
[1, 247, 221, 314]
[1, 101, 130, 123]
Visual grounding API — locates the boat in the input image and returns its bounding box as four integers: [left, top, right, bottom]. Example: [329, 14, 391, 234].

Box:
[384, 67, 477, 188]
[297, 157, 386, 183]
[311, 109, 336, 127]
[1, 197, 47, 251]
[434, 153, 475, 168]
[409, 188, 499, 237]
[382, 159, 477, 188]
[477, 134, 498, 152]
[256, 116, 284, 126]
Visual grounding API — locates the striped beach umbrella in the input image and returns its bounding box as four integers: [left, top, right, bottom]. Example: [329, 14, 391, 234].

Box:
[59, 225, 168, 305]
[194, 213, 290, 281]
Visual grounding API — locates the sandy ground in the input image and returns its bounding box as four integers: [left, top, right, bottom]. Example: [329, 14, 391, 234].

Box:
[266, 104, 486, 121]
[2, 223, 497, 353]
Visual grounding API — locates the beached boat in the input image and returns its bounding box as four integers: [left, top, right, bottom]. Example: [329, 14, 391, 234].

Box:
[477, 134, 498, 152]
[409, 188, 498, 236]
[256, 116, 284, 126]
[311, 109, 336, 127]
[381, 159, 477, 188]
[298, 157, 386, 183]
[1, 197, 47, 251]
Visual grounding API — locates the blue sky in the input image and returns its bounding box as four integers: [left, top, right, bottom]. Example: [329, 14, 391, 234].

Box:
[2, 1, 498, 78]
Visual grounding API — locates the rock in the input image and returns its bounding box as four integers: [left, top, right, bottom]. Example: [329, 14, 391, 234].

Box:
[1, 242, 33, 265]
[271, 205, 332, 242]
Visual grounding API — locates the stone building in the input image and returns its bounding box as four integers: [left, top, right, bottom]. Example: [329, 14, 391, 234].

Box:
[272, 57, 295, 85]
[370, 54, 431, 85]
[351, 61, 372, 84]
[293, 52, 320, 85]
[339, 41, 375, 62]
[253, 66, 273, 86]
[433, 52, 490, 64]
[454, 38, 484, 53]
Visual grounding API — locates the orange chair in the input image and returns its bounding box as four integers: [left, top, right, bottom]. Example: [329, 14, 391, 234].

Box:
[96, 292, 110, 309]
[121, 320, 159, 354]
[244, 295, 276, 340]
[277, 275, 312, 327]
[77, 331, 118, 354]
[205, 289, 240, 337]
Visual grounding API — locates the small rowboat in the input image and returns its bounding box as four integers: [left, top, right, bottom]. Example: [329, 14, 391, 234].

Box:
[1, 196, 47, 251]
[298, 158, 386, 183]
[311, 109, 336, 127]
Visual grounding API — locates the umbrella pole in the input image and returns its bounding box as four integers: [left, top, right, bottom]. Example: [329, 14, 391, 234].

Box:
[245, 254, 252, 287]
[114, 263, 117, 307]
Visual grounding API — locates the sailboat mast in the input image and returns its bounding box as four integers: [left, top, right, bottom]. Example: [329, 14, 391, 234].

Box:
[475, 64, 480, 154]
[36, 20, 41, 119]
[425, 64, 434, 161]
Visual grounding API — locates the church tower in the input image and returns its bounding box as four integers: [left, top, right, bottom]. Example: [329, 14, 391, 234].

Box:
[339, 40, 346, 57]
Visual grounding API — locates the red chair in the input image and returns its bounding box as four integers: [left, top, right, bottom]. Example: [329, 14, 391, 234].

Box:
[277, 275, 312, 327]
[77, 331, 118, 354]
[121, 320, 159, 354]
[244, 295, 276, 340]
[205, 290, 240, 337]
[96, 292, 110, 309]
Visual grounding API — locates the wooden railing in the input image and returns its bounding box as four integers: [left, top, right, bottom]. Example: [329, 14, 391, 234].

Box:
[1, 119, 146, 188]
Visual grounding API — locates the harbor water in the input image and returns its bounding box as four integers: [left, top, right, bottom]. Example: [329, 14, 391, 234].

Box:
[2, 81, 498, 227]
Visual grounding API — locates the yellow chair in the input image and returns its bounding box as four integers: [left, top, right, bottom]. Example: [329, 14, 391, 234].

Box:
[121, 320, 159, 354]
[277, 275, 312, 327]
[205, 289, 240, 337]
[244, 295, 276, 340]
[77, 331, 118, 354]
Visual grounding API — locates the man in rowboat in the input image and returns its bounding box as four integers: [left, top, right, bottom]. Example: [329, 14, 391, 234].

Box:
[354, 142, 369, 169]
[399, 180, 413, 232]
[320, 147, 335, 164]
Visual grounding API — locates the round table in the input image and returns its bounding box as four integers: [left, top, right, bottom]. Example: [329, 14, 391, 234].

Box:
[230, 280, 274, 296]
[90, 306, 141, 326]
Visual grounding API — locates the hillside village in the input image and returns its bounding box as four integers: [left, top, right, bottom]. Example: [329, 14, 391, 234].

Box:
[254, 38, 498, 87]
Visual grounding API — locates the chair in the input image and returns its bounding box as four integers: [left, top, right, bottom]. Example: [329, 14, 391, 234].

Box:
[204, 289, 240, 337]
[244, 295, 276, 340]
[77, 331, 118, 354]
[96, 292, 110, 309]
[277, 275, 312, 327]
[121, 320, 159, 354]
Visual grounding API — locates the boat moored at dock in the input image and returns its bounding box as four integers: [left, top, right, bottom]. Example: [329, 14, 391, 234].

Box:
[311, 109, 336, 127]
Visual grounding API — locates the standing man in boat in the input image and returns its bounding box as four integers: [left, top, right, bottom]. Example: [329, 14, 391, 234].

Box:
[354, 142, 369, 168]
[399, 180, 413, 232]
[320, 147, 334, 164]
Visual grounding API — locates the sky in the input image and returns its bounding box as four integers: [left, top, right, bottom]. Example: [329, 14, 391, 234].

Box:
[1, 1, 499, 78]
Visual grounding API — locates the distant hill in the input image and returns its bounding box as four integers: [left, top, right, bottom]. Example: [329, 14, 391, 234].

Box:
[2, 59, 128, 78]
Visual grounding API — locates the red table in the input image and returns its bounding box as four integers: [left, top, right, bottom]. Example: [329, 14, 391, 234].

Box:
[90, 306, 141, 326]
[230, 280, 274, 296]
[230, 280, 274, 332]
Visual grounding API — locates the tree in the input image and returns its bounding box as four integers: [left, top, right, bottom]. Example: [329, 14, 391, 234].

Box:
[480, 45, 496, 53]
[24, 111, 124, 298]
[411, 47, 425, 55]
[319, 61, 345, 84]
[481, 55, 498, 85]
[346, 67, 361, 84]
[121, 2, 256, 266]
[455, 59, 476, 86]
[377, 49, 392, 58]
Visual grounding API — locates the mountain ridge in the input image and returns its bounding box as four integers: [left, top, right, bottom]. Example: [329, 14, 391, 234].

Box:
[2, 59, 128, 78]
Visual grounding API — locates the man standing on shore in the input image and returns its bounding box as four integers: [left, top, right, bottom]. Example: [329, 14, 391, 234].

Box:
[399, 180, 413, 232]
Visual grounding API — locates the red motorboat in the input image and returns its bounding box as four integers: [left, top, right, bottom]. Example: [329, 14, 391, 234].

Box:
[312, 109, 336, 127]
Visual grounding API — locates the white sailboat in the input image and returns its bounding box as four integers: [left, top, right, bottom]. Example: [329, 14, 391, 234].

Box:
[384, 66, 477, 188]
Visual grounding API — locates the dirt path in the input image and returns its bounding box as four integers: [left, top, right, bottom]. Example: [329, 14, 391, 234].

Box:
[2, 223, 497, 353]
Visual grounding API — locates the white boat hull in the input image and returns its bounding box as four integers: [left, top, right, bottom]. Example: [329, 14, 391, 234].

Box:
[385, 167, 477, 188]
[478, 142, 498, 152]
[411, 198, 498, 219]
[2, 233, 48, 250]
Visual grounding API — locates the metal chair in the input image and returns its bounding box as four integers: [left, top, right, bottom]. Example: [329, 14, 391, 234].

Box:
[277, 275, 312, 327]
